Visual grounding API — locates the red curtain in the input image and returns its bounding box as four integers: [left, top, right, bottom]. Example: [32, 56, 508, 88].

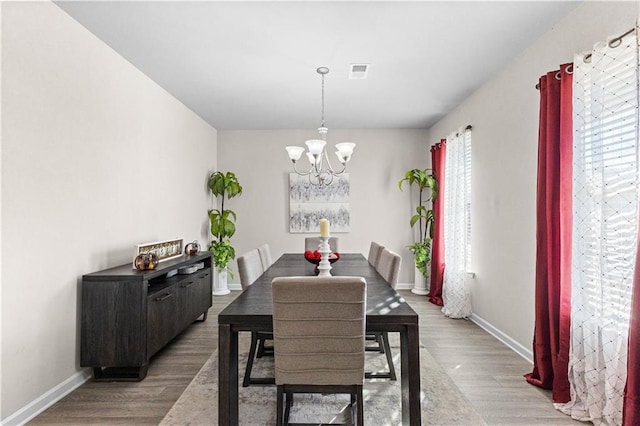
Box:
[524, 64, 573, 403]
[624, 240, 640, 423]
[429, 140, 446, 306]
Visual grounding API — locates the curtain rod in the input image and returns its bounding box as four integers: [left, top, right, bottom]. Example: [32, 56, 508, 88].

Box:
[535, 26, 636, 90]
[433, 125, 472, 147]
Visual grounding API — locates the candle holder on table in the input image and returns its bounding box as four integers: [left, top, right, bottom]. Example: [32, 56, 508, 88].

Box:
[317, 236, 332, 276]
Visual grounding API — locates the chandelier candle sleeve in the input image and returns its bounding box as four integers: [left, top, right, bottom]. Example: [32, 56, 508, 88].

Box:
[319, 218, 330, 237]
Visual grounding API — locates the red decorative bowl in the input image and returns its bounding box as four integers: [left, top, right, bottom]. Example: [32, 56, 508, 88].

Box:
[304, 250, 340, 265]
[304, 251, 340, 275]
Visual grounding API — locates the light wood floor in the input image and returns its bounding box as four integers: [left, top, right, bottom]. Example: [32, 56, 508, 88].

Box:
[29, 291, 582, 425]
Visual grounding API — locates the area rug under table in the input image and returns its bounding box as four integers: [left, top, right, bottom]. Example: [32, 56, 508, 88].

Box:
[161, 334, 485, 425]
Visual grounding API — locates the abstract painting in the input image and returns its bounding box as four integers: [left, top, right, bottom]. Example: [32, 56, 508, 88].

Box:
[289, 173, 350, 233]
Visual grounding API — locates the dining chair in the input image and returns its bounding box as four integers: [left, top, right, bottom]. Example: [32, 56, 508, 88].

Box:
[237, 249, 274, 387]
[366, 248, 402, 381]
[367, 241, 384, 268]
[376, 248, 401, 289]
[304, 236, 339, 253]
[272, 276, 366, 426]
[257, 243, 273, 270]
[237, 249, 264, 290]
[365, 242, 385, 354]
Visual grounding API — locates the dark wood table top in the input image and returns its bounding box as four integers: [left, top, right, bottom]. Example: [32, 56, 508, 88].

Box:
[218, 253, 418, 330]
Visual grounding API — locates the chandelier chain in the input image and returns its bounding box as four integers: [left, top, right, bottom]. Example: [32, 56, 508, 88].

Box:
[321, 72, 325, 129]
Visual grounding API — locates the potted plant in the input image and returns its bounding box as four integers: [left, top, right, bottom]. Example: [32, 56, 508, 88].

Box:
[208, 171, 243, 295]
[399, 168, 438, 295]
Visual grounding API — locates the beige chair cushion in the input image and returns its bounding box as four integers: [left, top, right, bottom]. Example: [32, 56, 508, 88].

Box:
[257, 243, 273, 270]
[377, 248, 401, 289]
[367, 241, 384, 268]
[304, 236, 339, 253]
[237, 249, 264, 291]
[271, 276, 366, 386]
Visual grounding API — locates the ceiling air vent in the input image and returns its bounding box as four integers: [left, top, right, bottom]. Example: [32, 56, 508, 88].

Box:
[349, 64, 369, 80]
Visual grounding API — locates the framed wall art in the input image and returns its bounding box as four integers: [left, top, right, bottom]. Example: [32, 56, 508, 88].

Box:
[289, 173, 350, 233]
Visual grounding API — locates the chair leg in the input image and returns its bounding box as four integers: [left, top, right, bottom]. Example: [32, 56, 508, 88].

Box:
[257, 335, 270, 358]
[242, 332, 259, 387]
[365, 333, 384, 353]
[381, 332, 397, 381]
[365, 332, 397, 381]
[350, 392, 356, 424]
[284, 391, 293, 425]
[256, 332, 274, 358]
[356, 385, 364, 426]
[257, 335, 265, 358]
[276, 385, 284, 426]
[376, 333, 385, 353]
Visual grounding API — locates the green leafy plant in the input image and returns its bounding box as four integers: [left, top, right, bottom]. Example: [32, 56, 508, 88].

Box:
[399, 169, 438, 279]
[408, 241, 431, 279]
[209, 240, 236, 271]
[208, 171, 243, 275]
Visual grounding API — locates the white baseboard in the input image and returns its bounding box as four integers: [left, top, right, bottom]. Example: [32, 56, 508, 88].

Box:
[227, 283, 242, 291]
[469, 312, 533, 364]
[2, 369, 92, 426]
[395, 282, 413, 291]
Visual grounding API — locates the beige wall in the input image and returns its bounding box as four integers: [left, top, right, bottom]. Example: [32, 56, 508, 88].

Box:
[1, 2, 217, 420]
[429, 1, 639, 356]
[218, 129, 430, 285]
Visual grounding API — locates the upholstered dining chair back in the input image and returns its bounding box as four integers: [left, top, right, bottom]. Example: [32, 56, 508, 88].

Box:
[238, 248, 274, 387]
[271, 276, 366, 386]
[237, 249, 264, 291]
[304, 237, 339, 253]
[257, 243, 273, 270]
[367, 241, 385, 268]
[377, 248, 401, 289]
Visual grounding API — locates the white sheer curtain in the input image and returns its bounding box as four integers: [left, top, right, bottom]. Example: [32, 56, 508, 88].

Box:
[442, 127, 472, 319]
[557, 26, 639, 425]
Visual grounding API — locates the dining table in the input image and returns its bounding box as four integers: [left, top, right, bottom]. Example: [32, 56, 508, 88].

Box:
[217, 253, 421, 425]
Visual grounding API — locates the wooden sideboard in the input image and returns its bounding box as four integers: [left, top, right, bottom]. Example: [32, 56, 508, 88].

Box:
[80, 252, 212, 381]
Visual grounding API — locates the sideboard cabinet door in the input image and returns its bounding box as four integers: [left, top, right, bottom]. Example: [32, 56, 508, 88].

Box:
[147, 285, 178, 358]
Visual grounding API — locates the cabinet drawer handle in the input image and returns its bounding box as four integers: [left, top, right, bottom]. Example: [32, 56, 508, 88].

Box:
[199, 273, 210, 278]
[181, 281, 195, 288]
[155, 292, 174, 302]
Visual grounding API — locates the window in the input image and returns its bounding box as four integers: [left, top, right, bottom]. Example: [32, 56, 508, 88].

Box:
[560, 31, 639, 424]
[441, 127, 472, 318]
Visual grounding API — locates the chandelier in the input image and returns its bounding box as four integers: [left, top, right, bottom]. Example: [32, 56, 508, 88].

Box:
[285, 67, 356, 185]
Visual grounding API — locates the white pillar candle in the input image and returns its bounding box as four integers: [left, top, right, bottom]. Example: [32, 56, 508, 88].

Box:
[319, 218, 330, 237]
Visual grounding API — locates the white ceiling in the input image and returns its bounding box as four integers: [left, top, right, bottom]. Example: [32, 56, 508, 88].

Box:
[54, 1, 580, 130]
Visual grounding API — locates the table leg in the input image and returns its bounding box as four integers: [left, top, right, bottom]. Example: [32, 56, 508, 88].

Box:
[400, 325, 422, 425]
[219, 324, 239, 425]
